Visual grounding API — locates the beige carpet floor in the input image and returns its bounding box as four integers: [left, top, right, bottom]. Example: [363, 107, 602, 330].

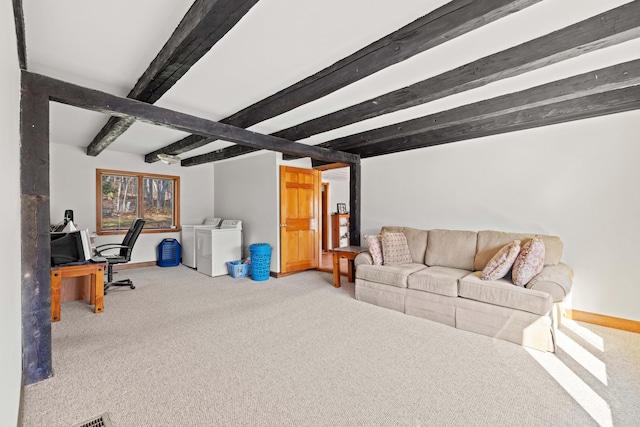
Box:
[22, 265, 640, 426]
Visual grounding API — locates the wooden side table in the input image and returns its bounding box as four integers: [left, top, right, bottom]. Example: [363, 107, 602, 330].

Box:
[329, 246, 366, 288]
[51, 263, 106, 322]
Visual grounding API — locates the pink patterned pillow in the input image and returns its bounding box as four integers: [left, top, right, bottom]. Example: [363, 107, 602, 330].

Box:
[381, 232, 413, 265]
[512, 236, 546, 287]
[365, 234, 383, 265]
[481, 240, 521, 281]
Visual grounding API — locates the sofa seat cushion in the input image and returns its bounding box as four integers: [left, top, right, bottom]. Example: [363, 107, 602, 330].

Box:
[356, 264, 427, 288]
[407, 266, 470, 297]
[458, 272, 553, 315]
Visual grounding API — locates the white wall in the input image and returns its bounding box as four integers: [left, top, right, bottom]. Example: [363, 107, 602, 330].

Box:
[322, 173, 349, 248]
[214, 152, 279, 269]
[361, 110, 640, 322]
[214, 152, 313, 273]
[328, 181, 349, 214]
[50, 143, 214, 263]
[1, 2, 23, 425]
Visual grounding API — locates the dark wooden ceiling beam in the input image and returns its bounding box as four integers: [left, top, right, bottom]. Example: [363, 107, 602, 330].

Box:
[147, 0, 542, 163]
[352, 85, 640, 158]
[321, 59, 640, 152]
[222, 0, 541, 129]
[25, 71, 359, 165]
[145, 134, 216, 163]
[85, 0, 260, 157]
[286, 0, 640, 161]
[179, 144, 261, 165]
[208, 0, 640, 163]
[281, 0, 640, 145]
[12, 0, 27, 69]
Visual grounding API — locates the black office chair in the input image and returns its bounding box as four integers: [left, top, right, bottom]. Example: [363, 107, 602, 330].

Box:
[94, 218, 146, 293]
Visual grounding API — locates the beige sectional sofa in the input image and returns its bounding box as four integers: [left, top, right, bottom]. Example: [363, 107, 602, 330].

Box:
[354, 227, 574, 352]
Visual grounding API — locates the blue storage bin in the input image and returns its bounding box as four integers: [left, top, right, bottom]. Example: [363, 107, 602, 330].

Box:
[157, 238, 181, 267]
[249, 243, 271, 281]
[226, 260, 250, 278]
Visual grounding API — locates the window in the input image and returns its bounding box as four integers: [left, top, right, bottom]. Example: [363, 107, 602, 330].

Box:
[96, 169, 180, 235]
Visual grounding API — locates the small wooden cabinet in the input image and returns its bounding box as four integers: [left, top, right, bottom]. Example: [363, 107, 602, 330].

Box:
[331, 213, 350, 248]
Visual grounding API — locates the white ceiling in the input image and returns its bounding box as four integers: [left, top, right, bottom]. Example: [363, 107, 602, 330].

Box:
[322, 167, 350, 182]
[22, 0, 640, 164]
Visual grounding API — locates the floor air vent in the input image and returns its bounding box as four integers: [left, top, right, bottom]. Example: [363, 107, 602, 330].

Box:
[74, 412, 114, 427]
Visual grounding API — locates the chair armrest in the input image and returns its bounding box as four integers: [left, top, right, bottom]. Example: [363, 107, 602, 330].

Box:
[525, 262, 574, 303]
[354, 252, 373, 267]
[94, 243, 128, 256]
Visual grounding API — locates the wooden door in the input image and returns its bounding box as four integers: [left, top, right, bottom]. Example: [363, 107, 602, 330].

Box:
[280, 166, 320, 273]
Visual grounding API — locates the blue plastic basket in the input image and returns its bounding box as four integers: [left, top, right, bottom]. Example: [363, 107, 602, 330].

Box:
[157, 238, 181, 267]
[226, 260, 250, 278]
[249, 243, 272, 281]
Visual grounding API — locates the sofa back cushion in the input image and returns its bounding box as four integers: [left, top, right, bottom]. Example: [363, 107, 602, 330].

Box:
[425, 229, 477, 270]
[381, 226, 428, 264]
[474, 230, 563, 271]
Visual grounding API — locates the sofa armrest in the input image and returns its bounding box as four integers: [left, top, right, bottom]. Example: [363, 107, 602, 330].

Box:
[354, 252, 373, 267]
[525, 262, 574, 303]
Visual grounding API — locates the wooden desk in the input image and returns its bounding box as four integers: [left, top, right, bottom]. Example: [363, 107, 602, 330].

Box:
[329, 246, 366, 288]
[51, 263, 105, 322]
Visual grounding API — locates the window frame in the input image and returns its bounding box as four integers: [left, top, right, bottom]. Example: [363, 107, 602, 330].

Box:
[96, 168, 181, 235]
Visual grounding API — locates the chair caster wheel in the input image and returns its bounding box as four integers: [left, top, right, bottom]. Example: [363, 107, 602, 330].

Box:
[130, 285, 135, 289]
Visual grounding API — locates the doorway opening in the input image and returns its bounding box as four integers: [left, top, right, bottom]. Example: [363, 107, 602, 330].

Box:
[315, 164, 351, 272]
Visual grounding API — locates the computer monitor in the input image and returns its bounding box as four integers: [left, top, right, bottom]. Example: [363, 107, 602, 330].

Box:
[50, 229, 92, 266]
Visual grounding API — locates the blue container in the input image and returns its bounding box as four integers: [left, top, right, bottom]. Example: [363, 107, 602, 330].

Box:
[249, 243, 272, 281]
[226, 260, 250, 278]
[157, 238, 181, 267]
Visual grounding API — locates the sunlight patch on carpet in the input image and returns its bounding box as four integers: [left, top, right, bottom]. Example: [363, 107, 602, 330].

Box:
[563, 318, 604, 351]
[557, 329, 608, 385]
[525, 348, 612, 427]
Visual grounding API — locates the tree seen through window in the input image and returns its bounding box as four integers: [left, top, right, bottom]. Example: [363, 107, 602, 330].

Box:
[97, 169, 180, 234]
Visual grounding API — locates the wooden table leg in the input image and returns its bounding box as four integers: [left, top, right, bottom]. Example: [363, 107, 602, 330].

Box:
[332, 252, 341, 288]
[347, 259, 355, 282]
[94, 265, 104, 314]
[51, 270, 61, 322]
[90, 273, 96, 305]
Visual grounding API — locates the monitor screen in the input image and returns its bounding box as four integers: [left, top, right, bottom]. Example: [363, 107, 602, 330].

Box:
[50, 229, 92, 266]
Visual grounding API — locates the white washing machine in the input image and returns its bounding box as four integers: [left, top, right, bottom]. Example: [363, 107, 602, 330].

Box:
[196, 220, 243, 277]
[181, 218, 221, 268]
